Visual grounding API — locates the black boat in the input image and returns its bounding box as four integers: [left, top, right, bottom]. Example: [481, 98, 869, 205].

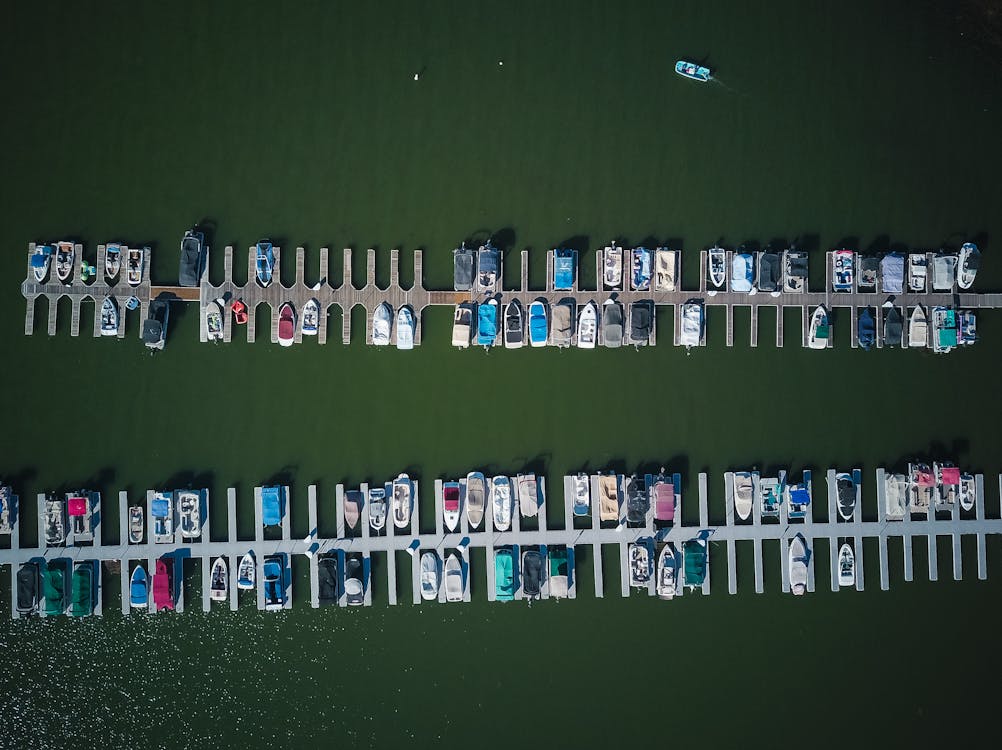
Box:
[504, 299, 524, 349]
[757, 251, 782, 292]
[626, 476, 649, 525]
[522, 549, 543, 600]
[178, 229, 205, 287]
[317, 555, 339, 606]
[142, 299, 169, 351]
[17, 562, 39, 615]
[836, 473, 856, 520]
[883, 307, 903, 347]
[345, 555, 364, 606]
[629, 301, 653, 345]
[601, 299, 624, 348]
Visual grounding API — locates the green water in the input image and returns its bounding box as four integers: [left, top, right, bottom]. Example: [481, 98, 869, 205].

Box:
[3, 1, 1002, 747]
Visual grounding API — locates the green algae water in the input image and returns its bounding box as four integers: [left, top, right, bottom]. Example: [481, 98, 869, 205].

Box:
[2, 1, 1002, 747]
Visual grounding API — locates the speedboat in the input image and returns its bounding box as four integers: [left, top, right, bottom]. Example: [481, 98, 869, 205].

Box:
[69, 563, 94, 617]
[17, 562, 39, 615]
[494, 547, 515, 602]
[368, 486, 387, 532]
[204, 298, 224, 341]
[572, 472, 590, 516]
[789, 534, 808, 596]
[277, 302, 295, 347]
[392, 473, 413, 529]
[100, 297, 119, 336]
[550, 300, 573, 347]
[128, 505, 144, 544]
[883, 306, 903, 347]
[958, 310, 977, 346]
[598, 474, 620, 523]
[43, 561, 67, 616]
[838, 544, 855, 587]
[420, 552, 440, 601]
[734, 472, 754, 520]
[344, 490, 362, 529]
[153, 558, 174, 611]
[548, 546, 570, 599]
[858, 308, 875, 351]
[656, 544, 676, 600]
[263, 555, 285, 612]
[908, 306, 928, 348]
[603, 243, 623, 290]
[452, 304, 473, 348]
[129, 565, 148, 609]
[625, 476, 649, 525]
[105, 243, 122, 280]
[651, 471, 675, 523]
[730, 251, 755, 292]
[477, 299, 498, 347]
[396, 306, 415, 350]
[757, 249, 781, 293]
[55, 241, 75, 283]
[237, 553, 255, 590]
[655, 247, 677, 291]
[807, 305, 830, 349]
[707, 246, 726, 289]
[372, 302, 392, 346]
[601, 299, 623, 348]
[631, 246, 652, 290]
[318, 555, 339, 606]
[466, 472, 486, 529]
[301, 298, 319, 336]
[476, 241, 500, 295]
[443, 481, 461, 531]
[785, 478, 811, 519]
[682, 539, 707, 589]
[831, 249, 854, 292]
[43, 496, 66, 546]
[884, 473, 908, 519]
[453, 242, 475, 291]
[255, 240, 275, 287]
[151, 491, 174, 543]
[675, 60, 711, 81]
[127, 246, 144, 286]
[784, 249, 808, 293]
[67, 492, 93, 542]
[907, 253, 928, 292]
[959, 473, 976, 512]
[759, 476, 783, 516]
[957, 243, 980, 289]
[491, 475, 512, 531]
[528, 300, 548, 347]
[209, 557, 228, 602]
[31, 244, 53, 283]
[517, 473, 539, 518]
[680, 302, 702, 348]
[445, 552, 464, 602]
[576, 301, 597, 349]
[629, 301, 653, 346]
[178, 230, 205, 287]
[858, 255, 878, 289]
[931, 306, 958, 354]
[836, 473, 856, 520]
[553, 248, 577, 291]
[522, 549, 543, 601]
[143, 299, 169, 351]
[503, 300, 524, 349]
[345, 555, 364, 606]
[932, 253, 958, 291]
[178, 491, 201, 538]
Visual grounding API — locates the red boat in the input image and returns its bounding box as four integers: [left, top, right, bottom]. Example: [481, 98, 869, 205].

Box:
[232, 299, 248, 325]
[278, 302, 295, 347]
[153, 558, 174, 611]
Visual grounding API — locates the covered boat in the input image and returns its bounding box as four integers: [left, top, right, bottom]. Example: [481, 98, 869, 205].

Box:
[67, 492, 93, 541]
[237, 553, 256, 590]
[789, 535, 808, 595]
[142, 299, 169, 351]
[452, 303, 473, 348]
[656, 544, 676, 600]
[443, 481, 461, 531]
[372, 302, 392, 346]
[807, 305, 830, 349]
[31, 244, 53, 283]
[100, 297, 119, 336]
[445, 552, 464, 602]
[105, 243, 122, 280]
[625, 476, 649, 525]
[178, 230, 205, 287]
[598, 474, 620, 523]
[576, 301, 597, 349]
[629, 541, 652, 587]
[785, 479, 810, 519]
[43, 561, 67, 616]
[629, 301, 653, 346]
[345, 555, 364, 606]
[679, 302, 702, 348]
[453, 243, 475, 291]
[262, 486, 284, 527]
[682, 539, 707, 589]
[572, 473, 590, 517]
[55, 241, 75, 283]
[932, 253, 958, 291]
[255, 241, 274, 287]
[734, 472, 754, 521]
[209, 557, 228, 602]
[836, 473, 856, 520]
[908, 306, 928, 348]
[883, 306, 903, 347]
[318, 555, 339, 605]
[522, 549, 543, 601]
[476, 242, 500, 295]
[831, 249, 854, 292]
[153, 558, 174, 611]
[344, 490, 362, 529]
[858, 255, 878, 289]
[43, 496, 66, 546]
[494, 548, 515, 602]
[757, 250, 781, 293]
[858, 308, 876, 351]
[127, 246, 144, 286]
[601, 299, 623, 348]
[652, 472, 676, 523]
[708, 246, 726, 289]
[603, 243, 623, 290]
[476, 299, 498, 347]
[880, 253, 904, 294]
[466, 472, 486, 528]
[129, 565, 148, 609]
[517, 473, 539, 518]
[730, 252, 755, 292]
[263, 555, 285, 612]
[178, 490, 201, 538]
[884, 473, 908, 520]
[838, 544, 855, 587]
[528, 300, 548, 347]
[631, 246, 652, 290]
[931, 306, 958, 354]
[784, 249, 808, 293]
[204, 299, 224, 342]
[553, 248, 577, 291]
[152, 492, 174, 543]
[301, 298, 319, 336]
[908, 462, 935, 513]
[17, 562, 39, 615]
[503, 300, 524, 349]
[420, 551, 440, 601]
[548, 546, 570, 599]
[392, 474, 413, 529]
[935, 463, 961, 507]
[908, 253, 928, 292]
[128, 505, 144, 544]
[550, 300, 574, 347]
[655, 248, 678, 291]
[957, 243, 980, 289]
[491, 475, 512, 531]
[675, 60, 711, 81]
[368, 486, 387, 532]
[396, 306, 415, 350]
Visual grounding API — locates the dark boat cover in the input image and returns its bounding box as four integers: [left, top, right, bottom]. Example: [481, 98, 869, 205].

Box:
[859, 256, 879, 287]
[630, 302, 652, 343]
[17, 563, 37, 613]
[884, 307, 903, 346]
[757, 252, 781, 292]
[70, 565, 92, 616]
[142, 300, 168, 345]
[522, 550, 542, 597]
[602, 302, 623, 347]
[178, 233, 204, 287]
[626, 482, 650, 524]
[880, 253, 904, 293]
[787, 254, 808, 279]
[318, 557, 339, 604]
[858, 308, 876, 349]
[453, 248, 474, 291]
[837, 477, 856, 517]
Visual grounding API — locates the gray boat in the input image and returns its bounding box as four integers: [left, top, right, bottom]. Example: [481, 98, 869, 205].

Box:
[757, 250, 782, 293]
[178, 229, 205, 287]
[601, 299, 624, 348]
[625, 475, 649, 525]
[17, 562, 39, 615]
[629, 301, 652, 346]
[858, 255, 879, 289]
[142, 299, 169, 351]
[522, 548, 543, 601]
[504, 299, 524, 349]
[43, 496, 66, 546]
[345, 555, 364, 606]
[550, 300, 574, 348]
[883, 306, 903, 347]
[453, 243, 475, 292]
[784, 249, 808, 293]
[317, 555, 339, 606]
[836, 473, 856, 520]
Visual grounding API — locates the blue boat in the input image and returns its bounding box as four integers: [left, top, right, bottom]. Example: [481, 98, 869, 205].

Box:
[31, 244, 54, 283]
[477, 299, 498, 346]
[256, 241, 274, 287]
[129, 565, 148, 609]
[858, 308, 876, 351]
[632, 247, 652, 291]
[261, 486, 284, 527]
[552, 249, 577, 291]
[263, 554, 285, 612]
[528, 300, 548, 347]
[675, 60, 711, 82]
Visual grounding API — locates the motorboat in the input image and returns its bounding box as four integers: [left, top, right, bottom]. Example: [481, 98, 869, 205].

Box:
[237, 553, 255, 590]
[491, 475, 512, 531]
[958, 310, 977, 346]
[345, 555, 364, 606]
[785, 477, 811, 519]
[17, 562, 39, 615]
[931, 306, 958, 354]
[153, 558, 174, 611]
[396, 306, 415, 350]
[908, 252, 928, 292]
[957, 243, 980, 289]
[576, 301, 597, 349]
[262, 486, 283, 527]
[43, 496, 66, 546]
[503, 300, 524, 349]
[43, 561, 67, 616]
[255, 240, 275, 287]
[178, 490, 201, 538]
[445, 552, 464, 602]
[572, 472, 590, 516]
[142, 299, 169, 351]
[67, 491, 93, 542]
[656, 544, 676, 600]
[730, 251, 755, 292]
[392, 473, 413, 529]
[128, 505, 144, 544]
[476, 242, 500, 295]
[631, 246, 652, 290]
[477, 299, 498, 347]
[880, 253, 904, 294]
[368, 486, 387, 532]
[301, 298, 320, 336]
[675, 60, 711, 81]
[959, 473, 976, 512]
[178, 230, 205, 287]
[629, 301, 653, 346]
[263, 555, 285, 612]
[127, 246, 144, 286]
[372, 302, 392, 346]
[807, 305, 830, 349]
[453, 242, 475, 291]
[522, 549, 543, 601]
[420, 551, 440, 601]
[598, 474, 620, 523]
[789, 534, 808, 596]
[759, 475, 783, 517]
[932, 253, 958, 291]
[908, 306, 928, 348]
[836, 473, 856, 520]
[318, 555, 339, 606]
[707, 246, 726, 289]
[934, 462, 961, 507]
[831, 249, 854, 292]
[232, 299, 248, 325]
[69, 562, 94, 617]
[679, 302, 702, 348]
[884, 473, 908, 520]
[601, 299, 623, 348]
[784, 249, 808, 293]
[548, 546, 570, 599]
[494, 547, 515, 602]
[151, 491, 174, 543]
[838, 544, 855, 587]
[883, 306, 903, 347]
[528, 300, 548, 347]
[105, 243, 122, 280]
[858, 308, 876, 351]
[466, 472, 486, 528]
[655, 248, 677, 291]
[858, 255, 878, 289]
[625, 475, 649, 525]
[550, 300, 574, 347]
[443, 481, 461, 531]
[209, 557, 228, 602]
[31, 244, 53, 283]
[129, 565, 148, 609]
[553, 248, 577, 291]
[733, 472, 754, 521]
[55, 241, 74, 283]
[629, 541, 652, 587]
[452, 304, 473, 348]
[757, 250, 781, 293]
[204, 299, 224, 342]
[276, 303, 296, 347]
[344, 490, 362, 529]
[517, 473, 540, 518]
[908, 462, 935, 514]
[100, 297, 119, 336]
[682, 539, 707, 589]
[651, 471, 675, 523]
[603, 243, 623, 290]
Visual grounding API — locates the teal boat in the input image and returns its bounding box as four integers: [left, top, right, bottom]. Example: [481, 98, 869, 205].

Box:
[70, 563, 93, 618]
[43, 561, 66, 616]
[675, 60, 711, 82]
[495, 547, 515, 602]
[682, 539, 707, 589]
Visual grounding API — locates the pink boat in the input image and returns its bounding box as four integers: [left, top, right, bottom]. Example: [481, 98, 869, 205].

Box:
[653, 481, 675, 522]
[153, 559, 174, 611]
[278, 303, 295, 347]
[67, 494, 92, 541]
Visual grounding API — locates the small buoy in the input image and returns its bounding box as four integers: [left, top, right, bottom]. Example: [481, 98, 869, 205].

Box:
[498, 60, 504, 66]
[413, 73, 419, 81]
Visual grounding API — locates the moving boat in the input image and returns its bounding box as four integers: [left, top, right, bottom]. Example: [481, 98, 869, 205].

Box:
[491, 475, 512, 531]
[656, 544, 676, 600]
[629, 541, 651, 587]
[858, 308, 876, 351]
[598, 474, 620, 523]
[883, 306, 903, 347]
[784, 249, 808, 293]
[675, 60, 711, 81]
[31, 244, 53, 282]
[838, 544, 855, 587]
[476, 241, 500, 295]
[43, 496, 66, 546]
[601, 299, 623, 348]
[368, 486, 387, 532]
[550, 300, 574, 347]
[453, 242, 475, 291]
[466, 472, 486, 528]
[503, 300, 524, 349]
[836, 473, 856, 520]
[127, 246, 144, 286]
[55, 241, 75, 283]
[553, 248, 577, 291]
[151, 491, 174, 543]
[301, 298, 319, 336]
[858, 255, 878, 289]
[528, 300, 548, 347]
[420, 551, 440, 601]
[143, 299, 169, 351]
[344, 490, 362, 530]
[178, 490, 201, 538]
[831, 249, 854, 292]
[631, 246, 652, 290]
[572, 472, 590, 516]
[128, 505, 144, 544]
[517, 473, 540, 518]
[733, 472, 754, 521]
[655, 248, 678, 291]
[807, 305, 830, 349]
[345, 555, 365, 606]
[679, 302, 702, 348]
[707, 246, 726, 289]
[932, 253, 958, 291]
[43, 561, 67, 616]
[17, 562, 39, 615]
[237, 553, 255, 590]
[629, 301, 653, 346]
[178, 230, 205, 287]
[881, 253, 904, 294]
[730, 251, 755, 292]
[372, 302, 392, 346]
[957, 242, 980, 289]
[931, 306, 958, 354]
[255, 240, 275, 287]
[263, 555, 285, 612]
[757, 250, 781, 293]
[477, 299, 498, 347]
[318, 555, 339, 606]
[445, 552, 464, 602]
[204, 299, 224, 342]
[67, 491, 93, 541]
[959, 472, 976, 512]
[576, 301, 597, 349]
[548, 546, 570, 599]
[99, 297, 119, 336]
[209, 557, 228, 602]
[443, 481, 461, 531]
[392, 473, 413, 529]
[396, 306, 415, 350]
[129, 565, 148, 609]
[277, 303, 296, 347]
[522, 549, 543, 601]
[105, 243, 122, 280]
[603, 243, 623, 290]
[452, 304, 473, 348]
[908, 306, 928, 348]
[789, 534, 808, 596]
[494, 548, 515, 602]
[682, 538, 707, 589]
[153, 558, 174, 611]
[651, 471, 675, 523]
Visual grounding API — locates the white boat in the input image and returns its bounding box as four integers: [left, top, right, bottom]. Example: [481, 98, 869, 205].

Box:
[503, 300, 523, 349]
[831, 249, 854, 292]
[237, 553, 255, 590]
[128, 506, 144, 544]
[31, 244, 53, 283]
[391, 473, 412, 529]
[959, 473, 976, 512]
[957, 243, 980, 290]
[656, 544, 676, 600]
[209, 557, 228, 602]
[372, 302, 392, 346]
[807, 305, 830, 349]
[151, 491, 174, 544]
[654, 248, 677, 291]
[105, 243, 122, 280]
[679, 302, 702, 348]
[368, 486, 387, 532]
[420, 552, 439, 601]
[55, 241, 74, 283]
[733, 472, 754, 520]
[576, 301, 597, 349]
[301, 298, 319, 336]
[789, 534, 808, 596]
[343, 490, 361, 529]
[838, 544, 855, 587]
[177, 491, 201, 539]
[628, 542, 651, 587]
[445, 552, 464, 602]
[932, 253, 958, 291]
[204, 298, 224, 342]
[452, 304, 472, 349]
[517, 474, 539, 518]
[908, 306, 928, 348]
[442, 482, 461, 531]
[707, 246, 726, 288]
[907, 253, 928, 292]
[277, 302, 295, 347]
[572, 472, 590, 516]
[602, 243, 623, 289]
[466, 472, 486, 529]
[396, 306, 415, 350]
[491, 476, 512, 531]
[127, 246, 145, 286]
[100, 297, 119, 336]
[884, 473, 908, 520]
